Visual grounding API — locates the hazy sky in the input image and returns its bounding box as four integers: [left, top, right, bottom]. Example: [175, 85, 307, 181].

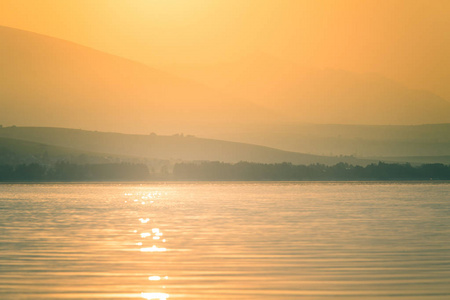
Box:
[1, 0, 449, 99]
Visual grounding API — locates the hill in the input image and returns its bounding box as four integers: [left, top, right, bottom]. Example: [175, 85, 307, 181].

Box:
[2, 26, 449, 137]
[0, 126, 373, 166]
[0, 136, 152, 165]
[189, 123, 450, 159]
[162, 53, 450, 125]
[0, 26, 269, 134]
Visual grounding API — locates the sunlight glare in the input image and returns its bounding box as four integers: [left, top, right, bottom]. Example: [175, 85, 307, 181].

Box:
[148, 276, 161, 281]
[141, 292, 169, 300]
[141, 246, 167, 252]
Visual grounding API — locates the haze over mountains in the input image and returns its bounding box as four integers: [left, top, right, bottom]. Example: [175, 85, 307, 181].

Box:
[1, 25, 450, 137]
[162, 53, 450, 125]
[0, 126, 373, 166]
[1, 25, 449, 166]
[192, 123, 450, 158]
[0, 26, 268, 134]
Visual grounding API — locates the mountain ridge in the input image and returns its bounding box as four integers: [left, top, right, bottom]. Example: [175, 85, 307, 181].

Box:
[0, 126, 375, 166]
[2, 25, 450, 136]
[0, 26, 271, 134]
[161, 53, 450, 125]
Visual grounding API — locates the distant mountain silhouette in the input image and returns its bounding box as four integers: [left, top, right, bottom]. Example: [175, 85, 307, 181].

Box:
[163, 52, 450, 125]
[0, 136, 135, 165]
[0, 126, 374, 166]
[193, 123, 450, 159]
[0, 26, 270, 134]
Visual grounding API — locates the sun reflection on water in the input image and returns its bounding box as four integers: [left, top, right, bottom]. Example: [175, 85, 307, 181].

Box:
[124, 190, 170, 299]
[140, 245, 167, 252]
[141, 292, 169, 300]
[148, 275, 169, 281]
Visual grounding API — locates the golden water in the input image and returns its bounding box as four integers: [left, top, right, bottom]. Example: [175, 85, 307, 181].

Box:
[1, 182, 449, 299]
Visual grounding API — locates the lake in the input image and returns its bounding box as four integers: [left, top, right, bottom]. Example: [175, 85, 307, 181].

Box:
[1, 182, 449, 299]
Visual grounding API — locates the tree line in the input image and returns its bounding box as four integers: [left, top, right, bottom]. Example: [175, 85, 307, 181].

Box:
[173, 161, 450, 181]
[0, 162, 150, 181]
[1, 161, 449, 181]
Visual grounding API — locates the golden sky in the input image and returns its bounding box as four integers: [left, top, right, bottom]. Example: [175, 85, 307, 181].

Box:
[1, 0, 450, 100]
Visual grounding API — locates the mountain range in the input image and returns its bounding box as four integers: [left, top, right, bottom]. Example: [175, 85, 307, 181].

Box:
[1, 25, 450, 137]
[0, 126, 374, 166]
[193, 123, 450, 159]
[162, 53, 450, 125]
[0, 26, 268, 134]
[1, 25, 449, 166]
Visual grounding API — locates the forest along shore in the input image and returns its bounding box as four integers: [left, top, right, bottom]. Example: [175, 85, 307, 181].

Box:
[1, 161, 449, 181]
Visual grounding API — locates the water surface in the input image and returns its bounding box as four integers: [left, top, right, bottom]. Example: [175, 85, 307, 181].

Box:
[1, 182, 449, 299]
